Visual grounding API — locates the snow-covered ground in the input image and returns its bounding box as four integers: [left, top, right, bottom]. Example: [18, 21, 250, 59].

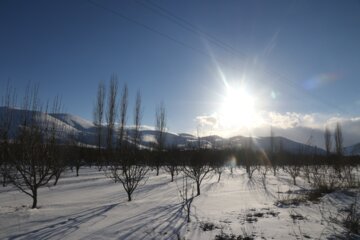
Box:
[0, 167, 358, 239]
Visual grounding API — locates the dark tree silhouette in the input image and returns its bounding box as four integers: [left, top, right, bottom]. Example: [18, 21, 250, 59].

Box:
[106, 75, 118, 153]
[7, 85, 59, 208]
[0, 81, 16, 187]
[334, 122, 343, 157]
[107, 89, 149, 201]
[117, 83, 128, 149]
[324, 126, 332, 157]
[93, 81, 105, 170]
[154, 101, 167, 176]
[183, 151, 212, 196]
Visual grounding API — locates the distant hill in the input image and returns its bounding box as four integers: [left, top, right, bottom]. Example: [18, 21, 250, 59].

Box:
[344, 143, 360, 156]
[1, 106, 353, 155]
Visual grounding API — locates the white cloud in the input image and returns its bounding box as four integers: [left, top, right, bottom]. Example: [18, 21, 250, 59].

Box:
[266, 112, 301, 128]
[194, 111, 360, 147]
[195, 114, 219, 128]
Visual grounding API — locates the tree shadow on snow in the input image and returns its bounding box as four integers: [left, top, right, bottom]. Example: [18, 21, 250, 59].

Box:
[99, 202, 187, 240]
[7, 203, 119, 240]
[245, 177, 276, 198]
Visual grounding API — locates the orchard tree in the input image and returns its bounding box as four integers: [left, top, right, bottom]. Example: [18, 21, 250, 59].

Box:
[49, 96, 66, 186]
[107, 89, 149, 201]
[269, 126, 278, 176]
[164, 148, 179, 182]
[183, 151, 212, 196]
[0, 82, 16, 186]
[7, 85, 59, 208]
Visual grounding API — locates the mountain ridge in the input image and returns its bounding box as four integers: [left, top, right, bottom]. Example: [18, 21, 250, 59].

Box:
[1, 107, 358, 155]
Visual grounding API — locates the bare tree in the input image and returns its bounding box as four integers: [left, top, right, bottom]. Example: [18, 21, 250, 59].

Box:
[334, 122, 344, 178]
[107, 89, 149, 201]
[68, 131, 85, 177]
[155, 101, 167, 150]
[133, 90, 142, 148]
[183, 151, 212, 196]
[213, 160, 224, 183]
[7, 85, 58, 208]
[284, 164, 301, 185]
[106, 75, 118, 152]
[245, 136, 258, 179]
[164, 148, 178, 182]
[269, 126, 278, 176]
[302, 164, 312, 184]
[108, 151, 149, 201]
[259, 164, 270, 189]
[334, 122, 343, 157]
[324, 126, 332, 157]
[93, 81, 105, 170]
[0, 81, 16, 186]
[284, 147, 303, 186]
[117, 83, 128, 149]
[154, 101, 167, 176]
[49, 96, 66, 186]
[196, 125, 202, 149]
[244, 141, 251, 175]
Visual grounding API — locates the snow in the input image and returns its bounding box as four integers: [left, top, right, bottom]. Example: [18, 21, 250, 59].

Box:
[50, 113, 95, 131]
[0, 167, 358, 239]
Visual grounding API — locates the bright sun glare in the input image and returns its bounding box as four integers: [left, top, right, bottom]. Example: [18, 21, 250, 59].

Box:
[220, 85, 259, 129]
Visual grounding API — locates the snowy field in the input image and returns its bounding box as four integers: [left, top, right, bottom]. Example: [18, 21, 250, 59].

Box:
[0, 167, 358, 240]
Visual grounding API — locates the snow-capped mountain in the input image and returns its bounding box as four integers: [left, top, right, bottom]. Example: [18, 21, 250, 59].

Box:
[50, 113, 94, 131]
[0, 107, 353, 155]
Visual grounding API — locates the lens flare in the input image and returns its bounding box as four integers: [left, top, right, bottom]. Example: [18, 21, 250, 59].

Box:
[303, 73, 338, 90]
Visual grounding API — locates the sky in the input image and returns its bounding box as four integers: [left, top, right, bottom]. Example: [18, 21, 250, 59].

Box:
[1, 0, 360, 146]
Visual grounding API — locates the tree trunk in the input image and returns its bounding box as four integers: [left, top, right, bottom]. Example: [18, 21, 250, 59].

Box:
[171, 171, 174, 182]
[196, 181, 200, 196]
[54, 173, 60, 186]
[156, 166, 159, 176]
[2, 173, 6, 187]
[127, 192, 132, 201]
[262, 178, 267, 189]
[32, 189, 38, 209]
[187, 206, 191, 223]
[217, 172, 221, 183]
[76, 166, 80, 177]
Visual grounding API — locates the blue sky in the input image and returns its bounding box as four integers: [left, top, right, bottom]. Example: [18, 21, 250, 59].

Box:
[1, 0, 360, 139]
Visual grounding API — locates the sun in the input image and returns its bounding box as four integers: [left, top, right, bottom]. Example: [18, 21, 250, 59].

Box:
[220, 85, 259, 128]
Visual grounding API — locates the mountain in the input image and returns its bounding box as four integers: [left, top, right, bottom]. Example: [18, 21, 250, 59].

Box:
[50, 113, 94, 131]
[0, 107, 347, 155]
[0, 107, 79, 139]
[344, 143, 360, 156]
[206, 135, 325, 155]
